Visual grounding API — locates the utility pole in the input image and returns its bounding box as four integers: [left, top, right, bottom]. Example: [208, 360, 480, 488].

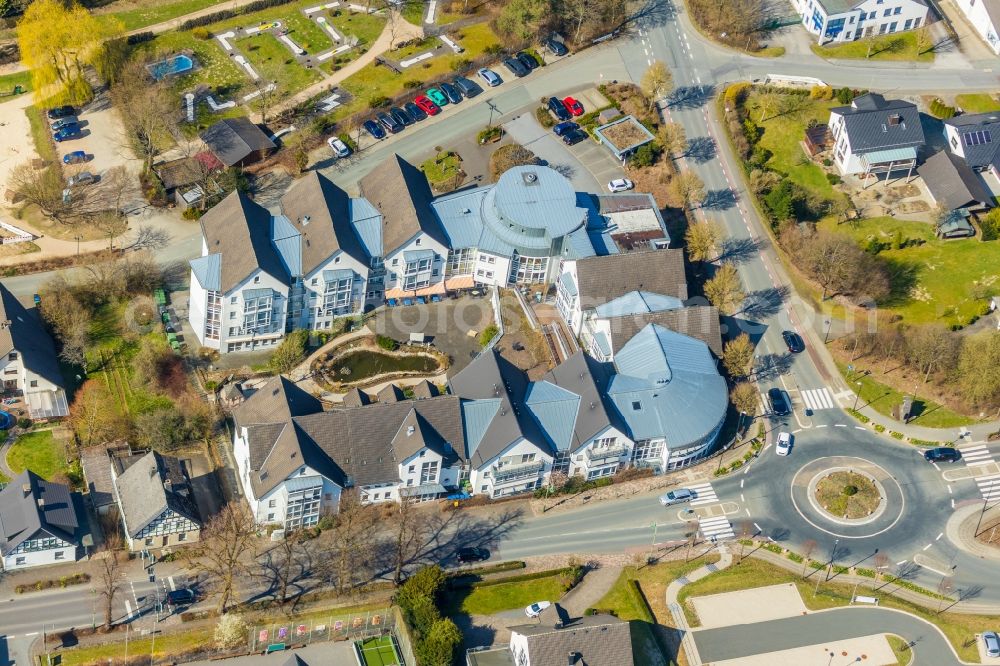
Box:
[486, 100, 500, 128]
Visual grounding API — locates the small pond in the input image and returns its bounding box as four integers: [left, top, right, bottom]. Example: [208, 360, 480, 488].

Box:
[327, 350, 442, 383]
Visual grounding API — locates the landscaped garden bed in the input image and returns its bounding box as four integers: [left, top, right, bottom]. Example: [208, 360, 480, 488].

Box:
[814, 470, 881, 519]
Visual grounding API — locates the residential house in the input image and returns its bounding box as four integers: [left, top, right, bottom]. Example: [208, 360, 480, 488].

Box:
[467, 603, 634, 666]
[952, 0, 1000, 54]
[0, 471, 79, 570]
[200, 117, 276, 167]
[790, 0, 928, 43]
[943, 112, 1000, 174]
[584, 302, 723, 363]
[0, 283, 69, 418]
[111, 450, 202, 551]
[917, 150, 994, 213]
[829, 93, 925, 178]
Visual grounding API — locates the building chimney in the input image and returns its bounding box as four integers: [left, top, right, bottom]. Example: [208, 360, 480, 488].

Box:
[22, 483, 31, 496]
[567, 652, 577, 665]
[37, 498, 45, 508]
[407, 426, 415, 436]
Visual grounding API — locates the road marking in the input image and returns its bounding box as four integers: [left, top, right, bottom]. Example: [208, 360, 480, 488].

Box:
[960, 444, 994, 465]
[834, 424, 847, 428]
[936, 532, 943, 540]
[168, 576, 176, 591]
[688, 482, 720, 506]
[740, 493, 745, 501]
[933, 462, 941, 472]
[647, 58, 652, 66]
[896, 560, 907, 565]
[976, 476, 1000, 501]
[951, 498, 956, 508]
[816, 424, 828, 429]
[698, 515, 736, 540]
[740, 478, 745, 488]
[947, 484, 952, 494]
[922, 543, 932, 551]
[125, 600, 133, 618]
[801, 387, 836, 411]
[855, 426, 867, 431]
[24, 632, 37, 637]
[753, 522, 762, 531]
[792, 429, 802, 434]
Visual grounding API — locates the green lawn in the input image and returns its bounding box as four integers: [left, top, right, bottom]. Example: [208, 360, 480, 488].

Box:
[810, 32, 934, 62]
[331, 10, 387, 50]
[234, 33, 323, 97]
[887, 634, 912, 665]
[676, 556, 995, 663]
[276, 11, 336, 56]
[24, 105, 58, 164]
[450, 571, 576, 615]
[6, 430, 67, 481]
[955, 93, 1000, 114]
[400, 1, 464, 26]
[596, 557, 716, 622]
[100, 0, 230, 31]
[133, 30, 247, 96]
[840, 363, 975, 428]
[356, 635, 399, 666]
[0, 70, 31, 102]
[421, 150, 463, 190]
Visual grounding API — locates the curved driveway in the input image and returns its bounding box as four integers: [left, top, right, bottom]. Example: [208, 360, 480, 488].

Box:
[694, 606, 967, 665]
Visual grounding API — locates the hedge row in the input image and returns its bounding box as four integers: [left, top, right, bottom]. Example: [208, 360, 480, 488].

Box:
[464, 566, 578, 590]
[15, 572, 90, 594]
[179, 0, 297, 30]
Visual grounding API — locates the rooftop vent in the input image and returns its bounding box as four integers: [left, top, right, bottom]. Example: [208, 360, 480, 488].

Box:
[407, 426, 415, 436]
[301, 215, 311, 226]
[22, 483, 30, 496]
[522, 172, 539, 185]
[462, 208, 471, 214]
[37, 498, 45, 508]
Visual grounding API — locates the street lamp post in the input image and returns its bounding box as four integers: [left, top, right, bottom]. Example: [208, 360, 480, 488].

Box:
[824, 318, 832, 344]
[852, 381, 863, 410]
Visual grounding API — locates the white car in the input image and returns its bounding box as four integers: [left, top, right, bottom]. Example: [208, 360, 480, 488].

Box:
[525, 601, 551, 618]
[607, 178, 634, 193]
[327, 136, 351, 158]
[775, 432, 792, 456]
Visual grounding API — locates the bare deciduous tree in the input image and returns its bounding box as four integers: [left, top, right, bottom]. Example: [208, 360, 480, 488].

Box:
[130, 225, 171, 252]
[93, 532, 125, 630]
[391, 496, 428, 585]
[640, 60, 673, 111]
[184, 503, 258, 614]
[722, 333, 755, 378]
[684, 220, 721, 263]
[322, 491, 377, 595]
[801, 539, 817, 578]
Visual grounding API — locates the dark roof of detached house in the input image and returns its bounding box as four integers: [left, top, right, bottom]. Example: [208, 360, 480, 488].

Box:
[917, 150, 994, 211]
[830, 93, 925, 154]
[0, 283, 65, 390]
[944, 112, 1000, 169]
[113, 451, 201, 537]
[200, 117, 276, 167]
[575, 250, 687, 305]
[358, 153, 446, 253]
[197, 190, 288, 293]
[607, 304, 723, 357]
[280, 171, 368, 273]
[293, 395, 465, 486]
[0, 470, 78, 556]
[231, 376, 328, 497]
[508, 608, 634, 666]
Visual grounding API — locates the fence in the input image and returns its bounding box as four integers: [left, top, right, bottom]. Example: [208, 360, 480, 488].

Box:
[0, 220, 34, 245]
[512, 288, 538, 331]
[249, 607, 394, 652]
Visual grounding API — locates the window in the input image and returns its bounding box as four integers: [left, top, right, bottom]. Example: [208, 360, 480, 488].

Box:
[267, 513, 275, 521]
[904, 18, 912, 28]
[879, 22, 888, 33]
[408, 465, 415, 473]
[55, 551, 65, 560]
[321, 275, 353, 316]
[632, 401, 642, 411]
[913, 17, 921, 26]
[229, 311, 235, 319]
[511, 255, 549, 285]
[373, 493, 380, 500]
[231, 296, 237, 304]
[420, 460, 439, 484]
[889, 21, 898, 31]
[15, 557, 25, 566]
[7, 352, 16, 361]
[883, 9, 891, 16]
[893, 6, 901, 13]
[253, 276, 260, 284]
[268, 499, 276, 508]
[29, 380, 37, 388]
[868, 11, 875, 18]
[951, 135, 958, 149]
[178, 533, 187, 541]
[446, 248, 475, 276]
[487, 256, 496, 264]
[146, 538, 154, 546]
[242, 294, 273, 333]
[415, 238, 421, 245]
[392, 258, 399, 266]
[311, 278, 318, 286]
[481, 485, 488, 492]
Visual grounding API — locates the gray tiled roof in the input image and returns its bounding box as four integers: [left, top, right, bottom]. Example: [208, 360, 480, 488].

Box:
[575, 250, 688, 306]
[0, 283, 65, 392]
[358, 154, 445, 254]
[944, 112, 1000, 169]
[917, 150, 994, 211]
[114, 451, 201, 537]
[280, 171, 368, 273]
[606, 304, 723, 357]
[0, 470, 78, 555]
[196, 191, 289, 293]
[378, 384, 405, 403]
[412, 379, 439, 399]
[342, 387, 371, 408]
[533, 352, 619, 453]
[831, 94, 925, 154]
[508, 611, 634, 666]
[200, 118, 275, 167]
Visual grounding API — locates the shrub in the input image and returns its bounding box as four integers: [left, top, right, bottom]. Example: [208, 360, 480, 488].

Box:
[846, 409, 869, 423]
[192, 26, 212, 40]
[630, 141, 662, 168]
[980, 208, 1000, 241]
[403, 79, 424, 89]
[16, 417, 32, 429]
[451, 57, 471, 71]
[855, 567, 876, 578]
[787, 552, 804, 563]
[485, 44, 503, 56]
[929, 98, 956, 119]
[534, 106, 555, 128]
[874, 424, 886, 433]
[478, 126, 502, 144]
[763, 542, 782, 554]
[826, 173, 841, 185]
[724, 82, 751, 108]
[269, 329, 309, 374]
[376, 334, 399, 351]
[214, 614, 250, 649]
[891, 431, 904, 440]
[478, 324, 499, 347]
[367, 95, 390, 109]
[182, 207, 202, 220]
[842, 485, 858, 496]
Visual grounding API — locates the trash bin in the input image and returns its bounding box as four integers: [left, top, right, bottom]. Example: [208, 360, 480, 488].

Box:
[13, 85, 22, 94]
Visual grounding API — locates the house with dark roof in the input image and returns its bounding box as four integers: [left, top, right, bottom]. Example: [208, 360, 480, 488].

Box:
[0, 471, 79, 570]
[829, 93, 925, 179]
[788, 0, 927, 44]
[917, 150, 994, 213]
[111, 450, 202, 551]
[0, 283, 69, 418]
[943, 112, 1000, 173]
[953, 0, 1000, 54]
[467, 603, 634, 666]
[200, 117, 276, 167]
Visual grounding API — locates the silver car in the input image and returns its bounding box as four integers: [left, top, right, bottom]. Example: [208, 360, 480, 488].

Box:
[67, 171, 95, 187]
[659, 488, 694, 506]
[984, 632, 1000, 658]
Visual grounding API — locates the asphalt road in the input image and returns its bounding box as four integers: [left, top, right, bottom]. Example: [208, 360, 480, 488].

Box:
[694, 606, 965, 665]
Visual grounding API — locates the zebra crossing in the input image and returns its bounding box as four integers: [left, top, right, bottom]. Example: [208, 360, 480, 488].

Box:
[688, 482, 720, 506]
[801, 387, 836, 411]
[959, 443, 995, 466]
[976, 474, 1000, 503]
[698, 515, 736, 540]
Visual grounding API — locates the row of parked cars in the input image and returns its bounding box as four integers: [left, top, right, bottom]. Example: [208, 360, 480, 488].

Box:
[47, 105, 83, 142]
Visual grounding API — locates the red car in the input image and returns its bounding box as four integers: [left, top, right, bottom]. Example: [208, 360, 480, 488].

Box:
[414, 95, 441, 116]
[563, 96, 584, 117]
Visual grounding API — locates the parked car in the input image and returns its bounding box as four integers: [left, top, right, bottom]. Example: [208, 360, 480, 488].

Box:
[414, 94, 441, 115]
[502, 57, 529, 78]
[327, 136, 350, 158]
[439, 81, 462, 104]
[782, 330, 805, 353]
[547, 96, 571, 122]
[404, 101, 428, 121]
[561, 128, 588, 145]
[775, 432, 792, 456]
[545, 37, 568, 56]
[426, 87, 449, 107]
[377, 112, 404, 134]
[607, 178, 634, 193]
[362, 119, 386, 140]
[51, 116, 79, 132]
[67, 171, 96, 187]
[478, 67, 502, 87]
[983, 632, 1000, 658]
[166, 588, 196, 608]
[453, 76, 482, 98]
[768, 387, 791, 416]
[62, 150, 88, 165]
[53, 126, 81, 142]
[516, 50, 539, 70]
[659, 488, 694, 506]
[525, 601, 551, 618]
[924, 447, 961, 463]
[47, 105, 76, 120]
[456, 547, 490, 564]
[552, 121, 579, 136]
[562, 96, 584, 116]
[390, 106, 413, 127]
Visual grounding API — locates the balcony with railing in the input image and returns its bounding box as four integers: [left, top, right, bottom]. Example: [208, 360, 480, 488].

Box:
[585, 444, 629, 464]
[491, 460, 545, 484]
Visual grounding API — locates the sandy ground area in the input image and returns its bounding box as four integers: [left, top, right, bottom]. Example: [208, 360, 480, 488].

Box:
[690, 582, 808, 629]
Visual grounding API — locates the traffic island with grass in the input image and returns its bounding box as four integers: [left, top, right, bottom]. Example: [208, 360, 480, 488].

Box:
[814, 470, 883, 520]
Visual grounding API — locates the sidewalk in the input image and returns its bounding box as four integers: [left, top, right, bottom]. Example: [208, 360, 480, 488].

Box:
[558, 564, 623, 617]
[665, 544, 733, 666]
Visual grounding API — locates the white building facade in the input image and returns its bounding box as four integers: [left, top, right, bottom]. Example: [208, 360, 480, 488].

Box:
[791, 0, 928, 43]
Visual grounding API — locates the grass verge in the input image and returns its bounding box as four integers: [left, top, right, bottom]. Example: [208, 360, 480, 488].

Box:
[449, 568, 578, 616]
[810, 32, 934, 62]
[595, 556, 718, 624]
[839, 362, 974, 428]
[25, 105, 58, 164]
[420, 150, 464, 191]
[7, 430, 67, 481]
[886, 634, 913, 665]
[955, 93, 1000, 114]
[0, 70, 32, 102]
[101, 0, 229, 31]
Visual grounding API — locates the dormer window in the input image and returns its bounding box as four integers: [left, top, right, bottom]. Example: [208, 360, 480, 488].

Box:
[888, 114, 901, 126]
[415, 238, 421, 246]
[632, 401, 642, 411]
[253, 276, 260, 284]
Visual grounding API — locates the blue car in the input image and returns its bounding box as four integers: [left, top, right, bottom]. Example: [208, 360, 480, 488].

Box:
[553, 121, 579, 136]
[363, 119, 386, 140]
[54, 125, 81, 142]
[63, 150, 87, 164]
